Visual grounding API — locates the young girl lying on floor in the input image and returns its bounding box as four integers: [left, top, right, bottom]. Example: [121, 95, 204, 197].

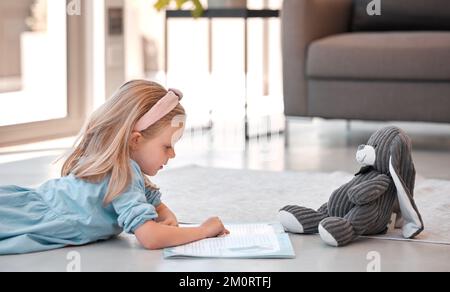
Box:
[0, 80, 229, 255]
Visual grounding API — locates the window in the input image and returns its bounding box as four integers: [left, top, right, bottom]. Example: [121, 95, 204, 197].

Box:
[123, 0, 283, 134]
[0, 0, 86, 146]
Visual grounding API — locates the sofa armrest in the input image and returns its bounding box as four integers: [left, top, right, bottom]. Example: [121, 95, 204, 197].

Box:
[282, 0, 352, 116]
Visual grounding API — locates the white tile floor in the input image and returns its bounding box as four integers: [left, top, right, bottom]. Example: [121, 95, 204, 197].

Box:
[173, 118, 450, 179]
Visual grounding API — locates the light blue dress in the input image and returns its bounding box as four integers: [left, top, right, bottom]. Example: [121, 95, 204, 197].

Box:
[0, 160, 161, 255]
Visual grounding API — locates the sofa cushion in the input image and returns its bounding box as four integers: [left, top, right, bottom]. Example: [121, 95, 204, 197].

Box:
[351, 0, 450, 31]
[307, 32, 450, 81]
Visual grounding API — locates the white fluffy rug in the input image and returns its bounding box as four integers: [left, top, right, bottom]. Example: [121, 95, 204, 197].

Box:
[153, 166, 450, 245]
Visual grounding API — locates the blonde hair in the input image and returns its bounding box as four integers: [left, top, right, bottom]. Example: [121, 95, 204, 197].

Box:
[62, 80, 186, 205]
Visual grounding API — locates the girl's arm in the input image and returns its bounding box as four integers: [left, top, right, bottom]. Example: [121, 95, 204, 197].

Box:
[134, 217, 229, 250]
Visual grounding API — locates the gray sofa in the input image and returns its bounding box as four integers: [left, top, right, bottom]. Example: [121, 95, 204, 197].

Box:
[282, 0, 450, 123]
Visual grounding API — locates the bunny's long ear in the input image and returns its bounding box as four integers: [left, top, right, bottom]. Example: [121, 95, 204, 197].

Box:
[389, 135, 424, 239]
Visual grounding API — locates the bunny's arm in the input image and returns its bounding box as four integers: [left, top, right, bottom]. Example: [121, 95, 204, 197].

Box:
[348, 174, 391, 205]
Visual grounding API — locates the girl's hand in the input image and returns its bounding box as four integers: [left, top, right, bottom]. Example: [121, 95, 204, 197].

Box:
[200, 217, 230, 238]
[159, 216, 178, 227]
[156, 204, 179, 227]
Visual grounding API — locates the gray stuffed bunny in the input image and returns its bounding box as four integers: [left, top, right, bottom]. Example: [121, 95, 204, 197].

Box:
[279, 126, 424, 247]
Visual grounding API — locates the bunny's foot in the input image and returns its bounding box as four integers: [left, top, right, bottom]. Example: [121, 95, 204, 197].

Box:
[319, 217, 355, 247]
[278, 205, 328, 234]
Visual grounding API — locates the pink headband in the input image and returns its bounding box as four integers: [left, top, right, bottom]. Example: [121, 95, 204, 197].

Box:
[134, 88, 183, 132]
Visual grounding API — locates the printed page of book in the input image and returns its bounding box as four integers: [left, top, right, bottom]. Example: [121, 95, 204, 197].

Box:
[170, 223, 281, 258]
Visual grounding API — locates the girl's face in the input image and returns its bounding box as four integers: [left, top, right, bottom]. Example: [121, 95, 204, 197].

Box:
[130, 124, 184, 176]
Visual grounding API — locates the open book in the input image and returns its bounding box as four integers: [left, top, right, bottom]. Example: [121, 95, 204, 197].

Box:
[163, 222, 295, 259]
